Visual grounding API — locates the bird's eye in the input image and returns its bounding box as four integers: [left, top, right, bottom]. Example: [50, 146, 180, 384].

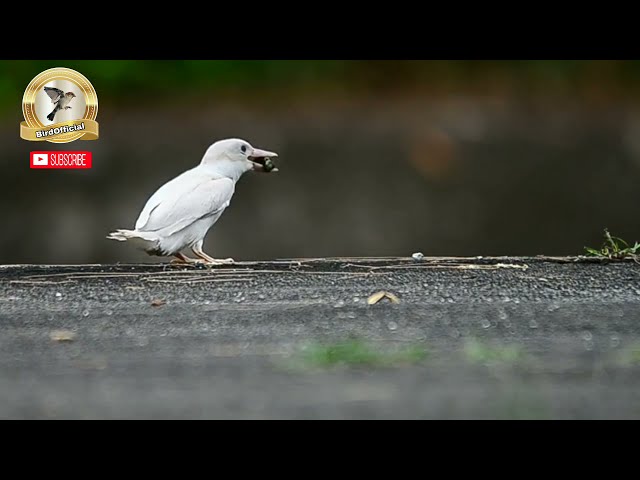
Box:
[241, 145, 247, 153]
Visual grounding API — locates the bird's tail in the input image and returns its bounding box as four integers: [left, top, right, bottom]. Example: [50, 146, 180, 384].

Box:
[107, 229, 160, 252]
[46, 108, 57, 122]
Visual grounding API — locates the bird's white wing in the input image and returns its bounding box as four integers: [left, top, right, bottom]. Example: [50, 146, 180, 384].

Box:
[135, 170, 235, 236]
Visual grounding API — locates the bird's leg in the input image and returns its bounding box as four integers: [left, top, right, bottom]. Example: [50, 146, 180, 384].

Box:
[192, 241, 234, 265]
[170, 252, 201, 265]
[64, 106, 72, 110]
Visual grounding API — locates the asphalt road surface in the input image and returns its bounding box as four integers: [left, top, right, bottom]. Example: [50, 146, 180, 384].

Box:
[2, 256, 640, 419]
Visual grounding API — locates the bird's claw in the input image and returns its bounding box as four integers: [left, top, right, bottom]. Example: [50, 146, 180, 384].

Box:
[204, 258, 235, 266]
[170, 257, 204, 266]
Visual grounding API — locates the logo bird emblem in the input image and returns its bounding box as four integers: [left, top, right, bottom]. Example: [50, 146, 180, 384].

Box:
[44, 86, 76, 122]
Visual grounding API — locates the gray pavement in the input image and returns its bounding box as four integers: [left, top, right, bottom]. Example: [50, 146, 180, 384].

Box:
[2, 256, 640, 419]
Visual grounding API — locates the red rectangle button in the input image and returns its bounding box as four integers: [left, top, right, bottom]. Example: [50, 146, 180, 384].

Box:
[30, 151, 92, 169]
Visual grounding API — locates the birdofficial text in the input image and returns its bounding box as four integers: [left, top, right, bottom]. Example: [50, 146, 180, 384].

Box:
[35, 122, 85, 138]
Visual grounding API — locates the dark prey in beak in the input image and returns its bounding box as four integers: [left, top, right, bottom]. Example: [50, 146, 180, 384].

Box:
[249, 148, 279, 172]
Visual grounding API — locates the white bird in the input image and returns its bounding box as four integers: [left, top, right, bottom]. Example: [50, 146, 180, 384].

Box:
[107, 138, 278, 265]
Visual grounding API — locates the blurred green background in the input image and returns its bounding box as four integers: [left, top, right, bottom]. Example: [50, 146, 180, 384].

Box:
[4, 60, 640, 110]
[1, 60, 639, 263]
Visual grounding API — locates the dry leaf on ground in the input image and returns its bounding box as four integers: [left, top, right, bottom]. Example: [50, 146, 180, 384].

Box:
[367, 291, 400, 305]
[50, 330, 76, 342]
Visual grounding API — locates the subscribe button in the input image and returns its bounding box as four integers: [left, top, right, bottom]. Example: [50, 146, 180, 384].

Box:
[30, 151, 92, 169]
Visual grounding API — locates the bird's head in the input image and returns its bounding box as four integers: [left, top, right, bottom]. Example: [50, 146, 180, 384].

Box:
[200, 138, 278, 180]
[66, 92, 76, 98]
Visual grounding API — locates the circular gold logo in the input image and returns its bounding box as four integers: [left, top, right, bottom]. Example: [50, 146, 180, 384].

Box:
[20, 67, 99, 144]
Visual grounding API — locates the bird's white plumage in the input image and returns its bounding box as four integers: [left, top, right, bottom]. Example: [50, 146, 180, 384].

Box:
[107, 138, 278, 261]
[135, 169, 234, 235]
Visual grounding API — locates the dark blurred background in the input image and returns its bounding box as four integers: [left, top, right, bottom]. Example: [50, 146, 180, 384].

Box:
[1, 60, 640, 263]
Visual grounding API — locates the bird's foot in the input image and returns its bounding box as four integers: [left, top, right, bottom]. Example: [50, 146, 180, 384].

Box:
[203, 257, 235, 266]
[171, 253, 203, 265]
[64, 106, 72, 110]
[170, 259, 200, 265]
[192, 247, 235, 265]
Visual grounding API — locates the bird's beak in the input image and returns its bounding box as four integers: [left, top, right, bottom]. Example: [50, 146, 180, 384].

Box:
[249, 147, 279, 173]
